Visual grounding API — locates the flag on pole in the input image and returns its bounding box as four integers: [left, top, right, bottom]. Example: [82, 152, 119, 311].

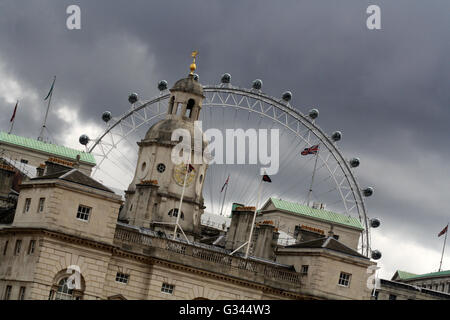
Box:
[301, 144, 319, 156]
[44, 77, 56, 100]
[221, 175, 230, 192]
[10, 101, 18, 122]
[262, 174, 272, 183]
[438, 225, 448, 237]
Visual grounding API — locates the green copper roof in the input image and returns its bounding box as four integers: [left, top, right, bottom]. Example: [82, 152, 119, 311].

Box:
[267, 198, 364, 230]
[394, 270, 418, 280]
[0, 132, 96, 165]
[396, 270, 450, 281]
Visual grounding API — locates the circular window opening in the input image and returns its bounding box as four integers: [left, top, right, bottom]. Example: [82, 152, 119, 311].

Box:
[157, 163, 166, 173]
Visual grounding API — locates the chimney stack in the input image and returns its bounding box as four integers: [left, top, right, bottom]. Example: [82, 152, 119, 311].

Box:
[225, 204, 255, 254]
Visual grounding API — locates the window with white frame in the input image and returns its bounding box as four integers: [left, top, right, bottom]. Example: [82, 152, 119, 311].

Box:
[76, 205, 91, 221]
[38, 198, 45, 212]
[115, 272, 129, 284]
[23, 198, 31, 213]
[161, 283, 174, 294]
[54, 278, 75, 300]
[168, 208, 184, 220]
[300, 265, 309, 276]
[338, 272, 351, 287]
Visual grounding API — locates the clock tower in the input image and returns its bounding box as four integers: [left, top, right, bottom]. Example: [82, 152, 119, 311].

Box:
[119, 55, 208, 241]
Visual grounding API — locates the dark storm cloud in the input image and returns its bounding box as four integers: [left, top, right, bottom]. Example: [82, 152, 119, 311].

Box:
[1, 0, 449, 276]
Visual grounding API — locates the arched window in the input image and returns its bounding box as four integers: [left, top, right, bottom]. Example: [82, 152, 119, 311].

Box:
[168, 208, 184, 220]
[168, 96, 175, 114]
[49, 269, 85, 300]
[186, 99, 195, 118]
[175, 103, 182, 115]
[54, 278, 75, 300]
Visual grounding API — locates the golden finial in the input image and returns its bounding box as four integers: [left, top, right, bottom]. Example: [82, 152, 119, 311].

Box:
[190, 50, 198, 75]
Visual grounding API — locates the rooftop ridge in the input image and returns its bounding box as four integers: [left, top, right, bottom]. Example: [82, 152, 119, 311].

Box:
[0, 131, 96, 165]
[267, 197, 364, 230]
[396, 269, 450, 281]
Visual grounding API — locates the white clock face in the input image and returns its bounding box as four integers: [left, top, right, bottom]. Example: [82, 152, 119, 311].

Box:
[173, 163, 195, 187]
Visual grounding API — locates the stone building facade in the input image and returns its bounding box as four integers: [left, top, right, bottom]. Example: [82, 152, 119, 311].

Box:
[374, 278, 450, 300]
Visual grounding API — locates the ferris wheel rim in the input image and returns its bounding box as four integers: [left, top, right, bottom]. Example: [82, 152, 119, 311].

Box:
[87, 84, 371, 256]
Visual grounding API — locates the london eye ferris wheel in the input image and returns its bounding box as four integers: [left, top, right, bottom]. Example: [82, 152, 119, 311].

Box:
[78, 71, 380, 258]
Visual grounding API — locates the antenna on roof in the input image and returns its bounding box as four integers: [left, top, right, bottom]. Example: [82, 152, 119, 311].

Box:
[38, 76, 56, 142]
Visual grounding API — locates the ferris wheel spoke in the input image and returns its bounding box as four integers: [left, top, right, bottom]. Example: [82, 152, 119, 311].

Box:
[93, 139, 113, 149]
[107, 130, 116, 149]
[94, 166, 128, 190]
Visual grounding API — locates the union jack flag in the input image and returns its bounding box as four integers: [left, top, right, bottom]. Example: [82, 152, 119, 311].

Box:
[301, 144, 319, 156]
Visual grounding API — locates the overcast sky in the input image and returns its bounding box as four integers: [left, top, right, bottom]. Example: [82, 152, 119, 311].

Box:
[1, 0, 449, 279]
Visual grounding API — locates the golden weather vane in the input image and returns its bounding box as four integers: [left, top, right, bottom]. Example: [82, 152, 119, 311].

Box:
[190, 50, 198, 75]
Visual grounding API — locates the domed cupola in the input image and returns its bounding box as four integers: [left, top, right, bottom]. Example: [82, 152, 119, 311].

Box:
[164, 51, 204, 122]
[170, 74, 204, 98]
[119, 51, 208, 242]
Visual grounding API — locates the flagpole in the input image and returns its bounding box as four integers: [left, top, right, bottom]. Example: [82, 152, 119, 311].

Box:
[173, 162, 190, 241]
[306, 146, 320, 207]
[38, 76, 56, 141]
[439, 223, 448, 272]
[245, 178, 263, 259]
[220, 175, 230, 216]
[8, 100, 18, 134]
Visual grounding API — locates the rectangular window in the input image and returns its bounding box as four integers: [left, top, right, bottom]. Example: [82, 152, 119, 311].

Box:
[389, 294, 397, 300]
[161, 283, 174, 294]
[38, 198, 45, 212]
[14, 240, 22, 255]
[4, 286, 12, 300]
[300, 265, 309, 276]
[3, 241, 8, 255]
[441, 283, 445, 292]
[23, 198, 31, 213]
[28, 240, 36, 254]
[20, 159, 28, 164]
[115, 272, 130, 284]
[76, 205, 91, 221]
[338, 272, 351, 287]
[18, 287, 26, 300]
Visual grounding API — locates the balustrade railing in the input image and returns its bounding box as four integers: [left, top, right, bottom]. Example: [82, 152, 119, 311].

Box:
[114, 226, 301, 286]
